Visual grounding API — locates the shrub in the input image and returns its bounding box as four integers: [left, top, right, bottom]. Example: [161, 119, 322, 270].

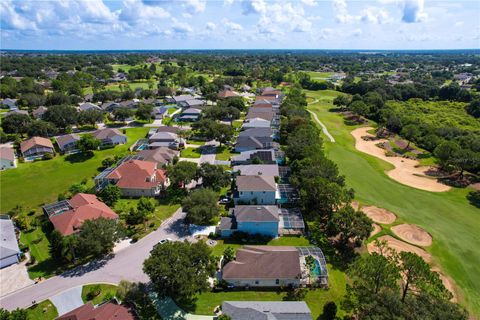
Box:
[467, 190, 480, 208]
[86, 285, 101, 300]
[42, 153, 53, 160]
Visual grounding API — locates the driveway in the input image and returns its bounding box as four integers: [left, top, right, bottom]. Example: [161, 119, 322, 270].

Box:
[0, 209, 190, 310]
[0, 259, 35, 297]
[50, 286, 83, 316]
[198, 141, 218, 165]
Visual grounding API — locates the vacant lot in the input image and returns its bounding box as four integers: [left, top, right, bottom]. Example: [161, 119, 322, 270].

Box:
[306, 89, 480, 317]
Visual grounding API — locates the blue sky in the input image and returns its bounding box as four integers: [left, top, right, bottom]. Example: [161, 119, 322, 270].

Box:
[1, 0, 479, 50]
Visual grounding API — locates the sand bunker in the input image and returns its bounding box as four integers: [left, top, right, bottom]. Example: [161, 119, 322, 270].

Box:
[362, 205, 397, 224]
[351, 127, 450, 192]
[368, 235, 432, 263]
[391, 224, 433, 247]
[432, 267, 458, 302]
[370, 223, 382, 237]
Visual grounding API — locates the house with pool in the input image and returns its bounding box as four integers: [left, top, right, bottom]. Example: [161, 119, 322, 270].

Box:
[221, 246, 328, 288]
[217, 205, 280, 238]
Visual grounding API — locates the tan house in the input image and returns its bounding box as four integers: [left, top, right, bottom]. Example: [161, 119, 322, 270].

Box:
[101, 160, 168, 197]
[20, 136, 54, 158]
[0, 147, 16, 170]
[222, 246, 302, 287]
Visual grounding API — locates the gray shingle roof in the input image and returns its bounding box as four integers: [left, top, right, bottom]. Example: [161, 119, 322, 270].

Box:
[0, 217, 20, 260]
[236, 175, 276, 192]
[233, 205, 279, 223]
[233, 164, 279, 177]
[222, 301, 312, 320]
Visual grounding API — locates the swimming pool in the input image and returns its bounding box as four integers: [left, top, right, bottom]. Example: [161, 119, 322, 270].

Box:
[136, 143, 148, 151]
[311, 259, 322, 277]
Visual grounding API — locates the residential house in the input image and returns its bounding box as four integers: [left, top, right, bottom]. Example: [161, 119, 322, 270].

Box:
[0, 98, 18, 110]
[56, 301, 135, 320]
[222, 301, 312, 320]
[92, 128, 127, 146]
[137, 147, 179, 166]
[231, 149, 277, 165]
[44, 193, 118, 236]
[101, 101, 121, 112]
[234, 175, 279, 205]
[233, 164, 279, 177]
[3, 109, 29, 117]
[99, 160, 168, 197]
[218, 90, 239, 99]
[222, 246, 302, 287]
[79, 102, 102, 111]
[20, 136, 54, 158]
[0, 216, 22, 268]
[0, 147, 16, 170]
[119, 100, 138, 109]
[56, 134, 81, 153]
[166, 95, 196, 105]
[245, 109, 275, 123]
[178, 108, 202, 122]
[84, 93, 94, 102]
[242, 117, 271, 130]
[32, 106, 48, 119]
[240, 84, 252, 92]
[235, 128, 274, 152]
[218, 205, 280, 238]
[179, 99, 205, 109]
[148, 131, 182, 149]
[152, 106, 168, 119]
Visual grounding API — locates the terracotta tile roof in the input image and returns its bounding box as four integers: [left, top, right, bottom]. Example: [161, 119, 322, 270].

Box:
[222, 246, 301, 279]
[49, 193, 118, 236]
[0, 147, 15, 162]
[107, 160, 166, 189]
[218, 90, 239, 99]
[56, 301, 135, 320]
[20, 136, 54, 154]
[236, 175, 276, 192]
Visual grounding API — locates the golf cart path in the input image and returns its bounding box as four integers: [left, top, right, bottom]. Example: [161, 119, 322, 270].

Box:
[307, 107, 335, 143]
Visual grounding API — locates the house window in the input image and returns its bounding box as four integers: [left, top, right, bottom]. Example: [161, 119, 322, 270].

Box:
[251, 192, 253, 195]
[255, 281, 259, 285]
[275, 279, 279, 284]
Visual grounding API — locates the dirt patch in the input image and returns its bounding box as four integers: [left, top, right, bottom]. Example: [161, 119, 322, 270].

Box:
[368, 235, 432, 263]
[370, 223, 382, 237]
[351, 201, 360, 210]
[362, 205, 397, 224]
[351, 127, 451, 192]
[391, 224, 433, 247]
[470, 183, 480, 190]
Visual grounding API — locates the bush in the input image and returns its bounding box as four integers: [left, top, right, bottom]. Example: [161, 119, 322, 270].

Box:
[467, 190, 480, 208]
[86, 285, 101, 300]
[42, 153, 53, 160]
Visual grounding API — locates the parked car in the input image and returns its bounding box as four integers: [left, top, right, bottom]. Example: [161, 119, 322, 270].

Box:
[219, 196, 230, 204]
[157, 238, 172, 245]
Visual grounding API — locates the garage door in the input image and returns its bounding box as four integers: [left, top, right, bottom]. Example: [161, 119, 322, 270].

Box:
[0, 255, 19, 269]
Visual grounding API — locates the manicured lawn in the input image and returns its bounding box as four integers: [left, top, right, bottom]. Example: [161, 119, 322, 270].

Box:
[305, 71, 334, 80]
[0, 127, 150, 213]
[83, 81, 153, 95]
[82, 284, 118, 305]
[20, 223, 57, 279]
[187, 139, 206, 146]
[215, 146, 237, 161]
[306, 90, 480, 317]
[180, 147, 201, 158]
[194, 235, 347, 318]
[191, 265, 346, 318]
[27, 300, 58, 320]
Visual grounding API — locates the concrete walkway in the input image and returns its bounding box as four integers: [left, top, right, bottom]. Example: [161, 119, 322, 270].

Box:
[307, 109, 335, 143]
[50, 286, 83, 316]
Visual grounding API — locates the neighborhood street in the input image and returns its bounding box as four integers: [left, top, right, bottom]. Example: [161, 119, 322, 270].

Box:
[0, 209, 189, 311]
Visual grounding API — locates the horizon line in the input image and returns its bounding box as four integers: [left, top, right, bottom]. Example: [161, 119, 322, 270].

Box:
[2, 48, 480, 52]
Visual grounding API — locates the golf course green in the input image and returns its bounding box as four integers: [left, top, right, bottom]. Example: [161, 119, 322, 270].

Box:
[306, 90, 480, 317]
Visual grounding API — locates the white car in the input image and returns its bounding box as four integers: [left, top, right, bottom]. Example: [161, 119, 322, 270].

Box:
[158, 238, 172, 245]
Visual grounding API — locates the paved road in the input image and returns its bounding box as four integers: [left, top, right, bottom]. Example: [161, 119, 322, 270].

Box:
[0, 209, 189, 311]
[307, 109, 335, 143]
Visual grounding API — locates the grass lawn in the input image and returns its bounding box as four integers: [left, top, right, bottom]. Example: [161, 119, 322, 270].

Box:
[180, 147, 201, 158]
[27, 300, 58, 320]
[194, 235, 347, 318]
[83, 81, 152, 95]
[215, 146, 236, 161]
[114, 198, 180, 238]
[82, 284, 118, 305]
[305, 71, 334, 80]
[0, 127, 150, 213]
[187, 139, 206, 146]
[306, 89, 480, 317]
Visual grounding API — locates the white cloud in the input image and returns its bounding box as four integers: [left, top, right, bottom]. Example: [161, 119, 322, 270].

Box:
[351, 28, 363, 37]
[183, 0, 206, 13]
[402, 0, 427, 23]
[222, 18, 243, 31]
[223, 0, 235, 7]
[301, 0, 317, 6]
[120, 0, 170, 24]
[332, 0, 356, 24]
[360, 7, 391, 24]
[0, 0, 37, 30]
[206, 22, 216, 31]
[171, 18, 193, 34]
[242, 0, 267, 15]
